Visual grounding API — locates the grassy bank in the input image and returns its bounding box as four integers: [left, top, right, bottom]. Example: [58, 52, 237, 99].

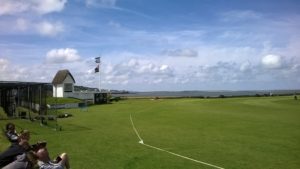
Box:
[0, 106, 7, 119]
[46, 97, 82, 104]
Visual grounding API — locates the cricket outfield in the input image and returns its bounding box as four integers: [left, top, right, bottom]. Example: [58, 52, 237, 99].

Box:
[1, 96, 299, 169]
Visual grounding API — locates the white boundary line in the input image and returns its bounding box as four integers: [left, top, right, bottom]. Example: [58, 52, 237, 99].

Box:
[130, 114, 144, 144]
[130, 114, 225, 169]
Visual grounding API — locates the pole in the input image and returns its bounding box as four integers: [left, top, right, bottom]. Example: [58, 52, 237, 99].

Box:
[55, 84, 58, 131]
[39, 85, 41, 116]
[95, 56, 101, 92]
[99, 57, 101, 92]
[27, 86, 31, 120]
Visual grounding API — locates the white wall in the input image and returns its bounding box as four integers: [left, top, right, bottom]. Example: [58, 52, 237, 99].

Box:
[53, 84, 64, 97]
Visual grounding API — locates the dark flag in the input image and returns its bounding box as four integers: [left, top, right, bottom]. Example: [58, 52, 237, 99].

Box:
[95, 57, 100, 63]
[95, 64, 99, 73]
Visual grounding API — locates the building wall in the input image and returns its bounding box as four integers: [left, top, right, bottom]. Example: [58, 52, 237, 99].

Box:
[53, 84, 64, 97]
[48, 103, 79, 109]
[63, 75, 75, 92]
[64, 92, 94, 100]
[53, 74, 75, 98]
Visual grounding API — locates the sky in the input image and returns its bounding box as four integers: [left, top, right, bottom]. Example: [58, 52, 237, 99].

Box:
[0, 0, 299, 91]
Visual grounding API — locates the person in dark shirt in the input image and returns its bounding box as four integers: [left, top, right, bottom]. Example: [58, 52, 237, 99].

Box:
[0, 139, 31, 168]
[2, 151, 38, 169]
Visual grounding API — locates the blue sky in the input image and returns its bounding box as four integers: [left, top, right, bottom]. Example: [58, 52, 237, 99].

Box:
[0, 0, 299, 91]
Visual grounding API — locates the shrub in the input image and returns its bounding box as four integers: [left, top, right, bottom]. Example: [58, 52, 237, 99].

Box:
[16, 107, 39, 120]
[219, 95, 226, 98]
[110, 96, 121, 102]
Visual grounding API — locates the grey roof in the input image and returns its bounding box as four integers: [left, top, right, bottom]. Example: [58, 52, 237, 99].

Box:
[52, 69, 75, 85]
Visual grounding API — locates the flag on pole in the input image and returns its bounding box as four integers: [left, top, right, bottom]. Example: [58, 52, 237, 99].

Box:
[95, 57, 101, 63]
[95, 64, 99, 73]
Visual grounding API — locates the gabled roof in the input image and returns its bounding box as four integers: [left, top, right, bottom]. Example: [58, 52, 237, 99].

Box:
[52, 69, 75, 85]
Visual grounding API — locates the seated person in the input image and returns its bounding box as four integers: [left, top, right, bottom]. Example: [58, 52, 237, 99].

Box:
[18, 130, 31, 142]
[2, 151, 38, 169]
[5, 123, 19, 143]
[31, 141, 47, 152]
[36, 147, 70, 169]
[0, 139, 31, 168]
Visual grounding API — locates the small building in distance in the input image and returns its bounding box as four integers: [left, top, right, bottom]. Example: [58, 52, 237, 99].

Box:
[52, 69, 75, 98]
[51, 69, 109, 104]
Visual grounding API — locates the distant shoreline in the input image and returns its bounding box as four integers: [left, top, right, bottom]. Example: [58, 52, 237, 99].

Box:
[112, 89, 300, 98]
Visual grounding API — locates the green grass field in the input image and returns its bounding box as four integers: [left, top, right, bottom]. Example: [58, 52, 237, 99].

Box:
[1, 96, 299, 169]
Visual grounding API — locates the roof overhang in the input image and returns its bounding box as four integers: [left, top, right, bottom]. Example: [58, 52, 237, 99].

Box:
[0, 81, 49, 89]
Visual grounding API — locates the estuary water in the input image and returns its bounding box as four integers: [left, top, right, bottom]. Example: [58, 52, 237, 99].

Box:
[112, 90, 300, 98]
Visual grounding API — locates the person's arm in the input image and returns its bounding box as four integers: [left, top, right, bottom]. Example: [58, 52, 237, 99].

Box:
[5, 132, 19, 142]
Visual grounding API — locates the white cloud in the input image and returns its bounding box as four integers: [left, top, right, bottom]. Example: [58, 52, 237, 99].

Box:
[33, 0, 67, 14]
[46, 48, 81, 64]
[262, 54, 282, 69]
[0, 58, 9, 72]
[0, 0, 66, 37]
[0, 58, 30, 81]
[105, 74, 129, 85]
[177, 61, 258, 87]
[163, 49, 198, 57]
[15, 18, 29, 31]
[153, 78, 162, 84]
[0, 18, 64, 37]
[108, 20, 121, 28]
[36, 21, 64, 37]
[0, 0, 29, 16]
[240, 61, 252, 72]
[85, 0, 116, 7]
[104, 58, 174, 85]
[221, 10, 262, 22]
[160, 65, 169, 71]
[0, 0, 67, 15]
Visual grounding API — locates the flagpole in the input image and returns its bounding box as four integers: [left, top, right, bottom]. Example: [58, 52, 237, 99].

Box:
[95, 56, 101, 92]
[99, 57, 101, 92]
